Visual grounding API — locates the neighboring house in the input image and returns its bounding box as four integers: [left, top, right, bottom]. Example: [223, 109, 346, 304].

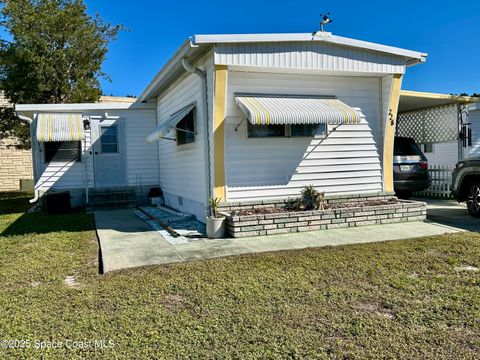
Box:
[0, 91, 34, 192]
[396, 90, 479, 166]
[16, 31, 427, 221]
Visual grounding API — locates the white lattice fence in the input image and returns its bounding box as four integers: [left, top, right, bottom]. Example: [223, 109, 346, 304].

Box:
[397, 105, 458, 144]
[414, 165, 454, 198]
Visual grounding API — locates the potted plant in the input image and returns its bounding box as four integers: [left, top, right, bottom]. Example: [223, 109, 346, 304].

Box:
[206, 197, 225, 238]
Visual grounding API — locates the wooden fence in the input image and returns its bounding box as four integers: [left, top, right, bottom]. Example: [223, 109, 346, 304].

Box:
[413, 164, 454, 199]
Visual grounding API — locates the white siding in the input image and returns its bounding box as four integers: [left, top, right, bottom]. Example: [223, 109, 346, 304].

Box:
[468, 110, 480, 158]
[225, 71, 383, 201]
[156, 55, 214, 220]
[35, 127, 93, 191]
[215, 42, 406, 74]
[421, 141, 459, 166]
[33, 108, 159, 191]
[124, 109, 159, 186]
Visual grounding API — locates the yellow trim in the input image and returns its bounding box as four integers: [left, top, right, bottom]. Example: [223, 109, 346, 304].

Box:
[383, 74, 403, 192]
[213, 65, 227, 201]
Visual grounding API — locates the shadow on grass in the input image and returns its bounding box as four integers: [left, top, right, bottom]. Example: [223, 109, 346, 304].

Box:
[1, 210, 95, 236]
[1, 191, 95, 236]
[0, 191, 33, 215]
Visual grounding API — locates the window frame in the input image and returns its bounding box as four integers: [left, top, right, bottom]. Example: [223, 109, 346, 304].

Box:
[246, 122, 328, 139]
[176, 109, 196, 146]
[100, 124, 119, 154]
[43, 141, 82, 164]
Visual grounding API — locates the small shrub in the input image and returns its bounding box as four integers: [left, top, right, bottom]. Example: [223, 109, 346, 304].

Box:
[285, 186, 326, 211]
[301, 185, 325, 210]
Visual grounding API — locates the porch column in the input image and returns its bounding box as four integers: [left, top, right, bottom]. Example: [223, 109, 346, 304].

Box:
[213, 65, 227, 201]
[383, 74, 403, 192]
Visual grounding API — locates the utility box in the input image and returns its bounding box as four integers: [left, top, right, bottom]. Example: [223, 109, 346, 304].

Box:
[45, 191, 71, 215]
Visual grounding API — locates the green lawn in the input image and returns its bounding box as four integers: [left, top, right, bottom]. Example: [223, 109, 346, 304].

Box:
[0, 192, 479, 359]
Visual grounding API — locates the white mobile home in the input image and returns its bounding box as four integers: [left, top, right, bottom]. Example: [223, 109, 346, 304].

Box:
[16, 31, 427, 221]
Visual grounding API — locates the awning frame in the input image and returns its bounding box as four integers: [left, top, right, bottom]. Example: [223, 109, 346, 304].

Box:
[146, 102, 196, 143]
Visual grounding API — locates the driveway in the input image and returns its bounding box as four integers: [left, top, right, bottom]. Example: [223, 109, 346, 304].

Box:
[415, 197, 480, 232]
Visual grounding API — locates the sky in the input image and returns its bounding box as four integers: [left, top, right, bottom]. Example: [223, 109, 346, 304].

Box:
[84, 0, 480, 97]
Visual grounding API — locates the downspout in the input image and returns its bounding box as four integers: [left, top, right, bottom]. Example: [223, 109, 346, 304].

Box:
[181, 57, 212, 218]
[16, 113, 39, 203]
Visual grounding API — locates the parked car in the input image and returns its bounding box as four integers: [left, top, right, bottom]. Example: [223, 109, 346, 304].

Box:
[393, 137, 430, 199]
[451, 159, 480, 217]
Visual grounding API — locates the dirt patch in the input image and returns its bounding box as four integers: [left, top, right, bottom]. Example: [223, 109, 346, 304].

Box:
[352, 300, 395, 320]
[454, 265, 479, 272]
[162, 294, 186, 310]
[233, 199, 398, 216]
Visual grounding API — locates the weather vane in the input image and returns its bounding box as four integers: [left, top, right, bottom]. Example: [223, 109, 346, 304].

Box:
[312, 12, 333, 40]
[319, 13, 333, 32]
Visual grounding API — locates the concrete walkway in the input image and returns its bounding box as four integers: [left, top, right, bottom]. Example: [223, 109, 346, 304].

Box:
[94, 209, 462, 273]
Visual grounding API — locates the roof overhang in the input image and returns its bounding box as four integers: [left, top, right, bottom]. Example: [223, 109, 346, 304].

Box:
[15, 102, 155, 113]
[399, 90, 479, 112]
[192, 33, 427, 64]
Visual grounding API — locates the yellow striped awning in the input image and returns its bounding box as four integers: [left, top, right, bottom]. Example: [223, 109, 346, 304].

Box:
[235, 94, 361, 125]
[36, 113, 85, 142]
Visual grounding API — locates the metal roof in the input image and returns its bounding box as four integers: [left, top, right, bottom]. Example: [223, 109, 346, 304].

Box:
[139, 33, 428, 102]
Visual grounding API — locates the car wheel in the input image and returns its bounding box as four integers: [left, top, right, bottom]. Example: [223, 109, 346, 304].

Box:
[396, 191, 412, 199]
[466, 181, 480, 217]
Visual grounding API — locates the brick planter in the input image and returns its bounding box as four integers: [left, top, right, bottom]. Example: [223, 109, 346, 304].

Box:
[220, 193, 427, 238]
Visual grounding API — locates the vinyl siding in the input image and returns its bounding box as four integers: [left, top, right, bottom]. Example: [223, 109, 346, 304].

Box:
[156, 55, 214, 219]
[225, 71, 383, 201]
[33, 108, 159, 191]
[214, 42, 407, 74]
[124, 109, 159, 186]
[420, 141, 459, 166]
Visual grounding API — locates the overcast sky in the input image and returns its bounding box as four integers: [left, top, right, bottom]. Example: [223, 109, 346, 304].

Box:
[85, 0, 480, 97]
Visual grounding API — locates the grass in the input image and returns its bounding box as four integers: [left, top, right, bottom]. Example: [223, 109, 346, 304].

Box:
[0, 192, 479, 359]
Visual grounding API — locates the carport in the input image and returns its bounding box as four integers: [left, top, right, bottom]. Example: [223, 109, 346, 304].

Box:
[396, 91, 478, 197]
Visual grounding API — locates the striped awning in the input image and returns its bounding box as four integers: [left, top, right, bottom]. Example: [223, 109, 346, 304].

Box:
[36, 113, 85, 142]
[147, 103, 195, 143]
[235, 94, 361, 125]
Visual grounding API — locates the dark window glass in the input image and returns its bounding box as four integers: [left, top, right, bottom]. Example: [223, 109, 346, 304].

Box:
[44, 141, 81, 163]
[247, 123, 285, 138]
[176, 110, 195, 145]
[101, 125, 118, 153]
[290, 123, 327, 137]
[394, 137, 426, 159]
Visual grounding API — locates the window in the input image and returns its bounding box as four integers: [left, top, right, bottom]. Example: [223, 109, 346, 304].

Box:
[100, 125, 118, 153]
[422, 143, 433, 154]
[44, 141, 81, 163]
[247, 123, 285, 138]
[176, 109, 195, 145]
[290, 123, 327, 137]
[247, 123, 327, 138]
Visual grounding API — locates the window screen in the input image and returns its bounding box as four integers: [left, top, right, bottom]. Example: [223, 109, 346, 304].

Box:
[101, 125, 118, 153]
[290, 123, 327, 137]
[176, 110, 195, 145]
[247, 123, 286, 138]
[44, 141, 81, 163]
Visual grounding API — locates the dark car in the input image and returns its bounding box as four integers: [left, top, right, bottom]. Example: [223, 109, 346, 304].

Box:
[393, 137, 430, 199]
[451, 158, 480, 217]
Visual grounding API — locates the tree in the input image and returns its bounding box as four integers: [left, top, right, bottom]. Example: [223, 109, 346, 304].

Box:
[0, 0, 123, 147]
